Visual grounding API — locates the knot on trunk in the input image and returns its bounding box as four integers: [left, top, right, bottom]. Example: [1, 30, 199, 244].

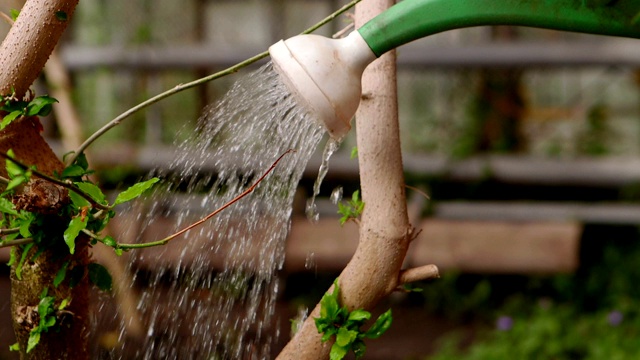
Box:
[13, 179, 69, 214]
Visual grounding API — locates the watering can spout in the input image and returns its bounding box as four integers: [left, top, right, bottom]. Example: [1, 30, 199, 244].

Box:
[269, 0, 640, 138]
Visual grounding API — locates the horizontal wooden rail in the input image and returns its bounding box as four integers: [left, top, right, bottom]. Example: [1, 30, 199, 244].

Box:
[59, 38, 640, 70]
[63, 142, 640, 187]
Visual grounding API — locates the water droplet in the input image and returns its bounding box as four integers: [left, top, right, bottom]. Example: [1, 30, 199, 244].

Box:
[306, 137, 343, 222]
[330, 186, 343, 204]
[304, 252, 315, 270]
[305, 198, 319, 223]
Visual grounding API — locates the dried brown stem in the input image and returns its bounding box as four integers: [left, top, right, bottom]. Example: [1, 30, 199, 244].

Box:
[113, 149, 295, 250]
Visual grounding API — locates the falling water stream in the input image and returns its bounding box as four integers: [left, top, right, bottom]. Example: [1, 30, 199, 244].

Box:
[108, 63, 333, 359]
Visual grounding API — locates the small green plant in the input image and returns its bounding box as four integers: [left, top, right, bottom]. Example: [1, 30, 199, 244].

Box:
[315, 280, 392, 360]
[1, 92, 58, 130]
[337, 190, 364, 225]
[9, 9, 20, 21]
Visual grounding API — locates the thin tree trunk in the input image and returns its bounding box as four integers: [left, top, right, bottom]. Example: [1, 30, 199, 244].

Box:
[0, 1, 87, 358]
[277, 1, 411, 358]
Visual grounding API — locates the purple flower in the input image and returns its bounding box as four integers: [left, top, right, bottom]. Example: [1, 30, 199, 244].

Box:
[496, 316, 513, 331]
[607, 311, 623, 327]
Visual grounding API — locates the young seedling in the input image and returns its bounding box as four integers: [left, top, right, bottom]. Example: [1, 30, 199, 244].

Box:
[315, 279, 392, 360]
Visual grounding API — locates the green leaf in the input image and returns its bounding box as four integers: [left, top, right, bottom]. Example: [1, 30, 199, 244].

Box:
[6, 175, 26, 191]
[7, 247, 16, 266]
[26, 95, 58, 117]
[1, 110, 22, 129]
[347, 309, 371, 323]
[62, 165, 87, 178]
[53, 261, 69, 287]
[18, 213, 34, 238]
[15, 243, 34, 280]
[320, 328, 336, 342]
[73, 182, 106, 205]
[336, 327, 358, 347]
[43, 316, 55, 327]
[350, 146, 358, 159]
[58, 297, 71, 311]
[64, 216, 88, 254]
[114, 178, 159, 205]
[364, 309, 392, 339]
[69, 190, 90, 209]
[9, 342, 19, 351]
[5, 149, 23, 178]
[26, 331, 40, 353]
[74, 152, 89, 171]
[88, 262, 112, 292]
[329, 343, 349, 360]
[0, 197, 18, 215]
[352, 339, 367, 359]
[9, 9, 20, 21]
[320, 280, 340, 320]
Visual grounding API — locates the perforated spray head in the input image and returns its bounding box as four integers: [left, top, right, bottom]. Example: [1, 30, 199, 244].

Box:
[269, 31, 376, 139]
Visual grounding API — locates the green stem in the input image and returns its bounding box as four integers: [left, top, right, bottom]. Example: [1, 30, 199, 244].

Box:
[67, 0, 361, 165]
[0, 152, 111, 211]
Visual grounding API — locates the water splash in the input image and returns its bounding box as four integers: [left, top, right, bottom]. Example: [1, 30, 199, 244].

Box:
[330, 186, 343, 204]
[110, 63, 325, 359]
[305, 137, 342, 222]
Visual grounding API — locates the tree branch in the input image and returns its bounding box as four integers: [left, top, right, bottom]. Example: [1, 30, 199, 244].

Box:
[0, 151, 110, 211]
[0, 237, 34, 248]
[398, 265, 440, 285]
[94, 150, 293, 250]
[0, 228, 20, 236]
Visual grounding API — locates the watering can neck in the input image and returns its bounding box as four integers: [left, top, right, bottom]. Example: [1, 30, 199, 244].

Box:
[359, 0, 640, 57]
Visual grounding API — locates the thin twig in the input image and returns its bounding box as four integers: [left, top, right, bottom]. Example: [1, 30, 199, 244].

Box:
[0, 237, 33, 248]
[105, 150, 294, 250]
[405, 184, 430, 200]
[67, 0, 362, 165]
[0, 175, 9, 185]
[0, 12, 13, 26]
[0, 152, 111, 211]
[0, 227, 20, 236]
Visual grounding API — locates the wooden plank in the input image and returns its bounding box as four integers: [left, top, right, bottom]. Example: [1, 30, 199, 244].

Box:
[284, 218, 359, 272]
[408, 220, 581, 274]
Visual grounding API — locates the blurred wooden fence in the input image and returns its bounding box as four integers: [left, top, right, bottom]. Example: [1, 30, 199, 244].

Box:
[5, 0, 640, 273]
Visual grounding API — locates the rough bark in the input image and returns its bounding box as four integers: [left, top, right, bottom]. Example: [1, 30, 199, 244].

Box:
[277, 1, 410, 358]
[0, 0, 87, 358]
